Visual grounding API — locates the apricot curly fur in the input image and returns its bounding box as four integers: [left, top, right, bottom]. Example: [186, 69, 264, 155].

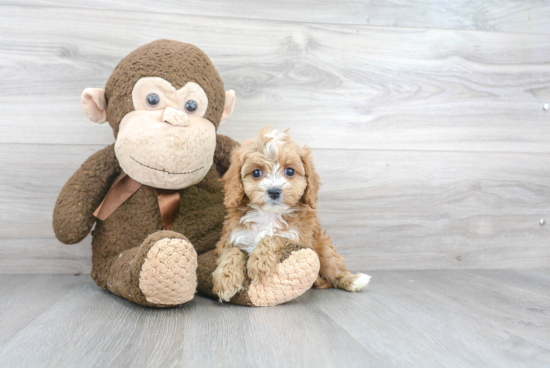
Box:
[247, 236, 281, 282]
[213, 126, 370, 300]
[212, 247, 247, 302]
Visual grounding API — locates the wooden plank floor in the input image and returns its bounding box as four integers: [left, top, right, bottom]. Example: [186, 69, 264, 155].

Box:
[1, 270, 549, 367]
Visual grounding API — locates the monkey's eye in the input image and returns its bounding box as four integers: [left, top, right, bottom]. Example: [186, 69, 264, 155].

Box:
[252, 169, 262, 179]
[185, 100, 198, 113]
[146, 93, 160, 107]
[285, 168, 295, 177]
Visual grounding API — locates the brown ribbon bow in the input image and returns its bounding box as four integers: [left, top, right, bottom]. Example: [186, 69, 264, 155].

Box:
[93, 175, 181, 230]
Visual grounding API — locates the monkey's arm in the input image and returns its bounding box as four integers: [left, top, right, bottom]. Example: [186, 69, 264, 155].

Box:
[214, 134, 240, 177]
[53, 144, 121, 244]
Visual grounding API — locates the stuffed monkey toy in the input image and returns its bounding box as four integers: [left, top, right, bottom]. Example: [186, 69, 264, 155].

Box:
[53, 40, 320, 307]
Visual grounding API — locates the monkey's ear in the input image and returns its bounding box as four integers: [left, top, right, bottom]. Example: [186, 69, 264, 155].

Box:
[81, 88, 107, 124]
[219, 90, 236, 126]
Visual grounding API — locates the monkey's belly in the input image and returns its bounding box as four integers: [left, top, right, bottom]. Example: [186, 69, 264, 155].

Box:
[91, 166, 226, 264]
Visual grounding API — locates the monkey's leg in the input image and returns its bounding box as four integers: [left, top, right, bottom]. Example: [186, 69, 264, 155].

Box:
[95, 230, 197, 307]
[197, 241, 320, 307]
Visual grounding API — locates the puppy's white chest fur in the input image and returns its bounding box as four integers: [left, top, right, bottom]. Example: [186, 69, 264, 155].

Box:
[230, 208, 299, 255]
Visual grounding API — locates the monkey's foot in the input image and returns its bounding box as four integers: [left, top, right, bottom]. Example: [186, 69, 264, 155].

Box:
[246, 245, 320, 306]
[139, 232, 197, 306]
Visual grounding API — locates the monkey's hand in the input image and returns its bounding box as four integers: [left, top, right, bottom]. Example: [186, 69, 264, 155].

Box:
[214, 134, 240, 177]
[53, 144, 121, 244]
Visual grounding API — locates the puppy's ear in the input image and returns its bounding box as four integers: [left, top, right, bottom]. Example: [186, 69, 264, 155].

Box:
[300, 146, 321, 209]
[222, 147, 245, 209]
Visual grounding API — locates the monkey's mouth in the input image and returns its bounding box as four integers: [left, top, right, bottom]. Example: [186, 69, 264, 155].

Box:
[131, 156, 204, 175]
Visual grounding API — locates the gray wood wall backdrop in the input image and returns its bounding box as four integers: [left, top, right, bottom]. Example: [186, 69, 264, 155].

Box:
[0, 1, 549, 273]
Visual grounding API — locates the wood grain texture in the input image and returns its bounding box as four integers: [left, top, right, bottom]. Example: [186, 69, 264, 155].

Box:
[1, 4, 549, 273]
[4, 0, 550, 34]
[0, 238, 92, 274]
[1, 144, 548, 272]
[314, 269, 550, 367]
[0, 274, 84, 345]
[0, 271, 549, 367]
[0, 6, 549, 152]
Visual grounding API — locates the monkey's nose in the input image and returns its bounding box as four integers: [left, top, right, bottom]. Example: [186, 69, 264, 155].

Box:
[267, 188, 282, 200]
[163, 107, 189, 127]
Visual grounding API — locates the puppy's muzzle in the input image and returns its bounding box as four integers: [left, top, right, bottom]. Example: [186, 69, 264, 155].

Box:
[267, 188, 282, 200]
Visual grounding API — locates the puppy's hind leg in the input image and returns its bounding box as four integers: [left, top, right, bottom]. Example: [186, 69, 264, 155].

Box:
[213, 247, 248, 302]
[313, 226, 371, 292]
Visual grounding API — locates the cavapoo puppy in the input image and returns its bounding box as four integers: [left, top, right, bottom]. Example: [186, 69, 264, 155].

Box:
[213, 126, 370, 302]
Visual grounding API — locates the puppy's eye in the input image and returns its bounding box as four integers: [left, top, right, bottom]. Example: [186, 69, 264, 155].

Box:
[252, 169, 262, 179]
[185, 100, 198, 113]
[285, 168, 295, 177]
[146, 93, 160, 107]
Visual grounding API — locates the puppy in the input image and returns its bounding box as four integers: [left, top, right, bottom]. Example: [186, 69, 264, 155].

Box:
[213, 126, 370, 302]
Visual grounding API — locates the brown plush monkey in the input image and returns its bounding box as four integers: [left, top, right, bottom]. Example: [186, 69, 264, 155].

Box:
[53, 40, 320, 307]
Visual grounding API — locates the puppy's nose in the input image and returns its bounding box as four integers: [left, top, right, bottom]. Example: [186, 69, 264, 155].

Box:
[163, 107, 189, 127]
[268, 188, 282, 200]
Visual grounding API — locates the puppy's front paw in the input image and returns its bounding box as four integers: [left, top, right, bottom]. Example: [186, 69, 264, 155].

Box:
[212, 264, 246, 303]
[216, 284, 242, 303]
[247, 250, 279, 282]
